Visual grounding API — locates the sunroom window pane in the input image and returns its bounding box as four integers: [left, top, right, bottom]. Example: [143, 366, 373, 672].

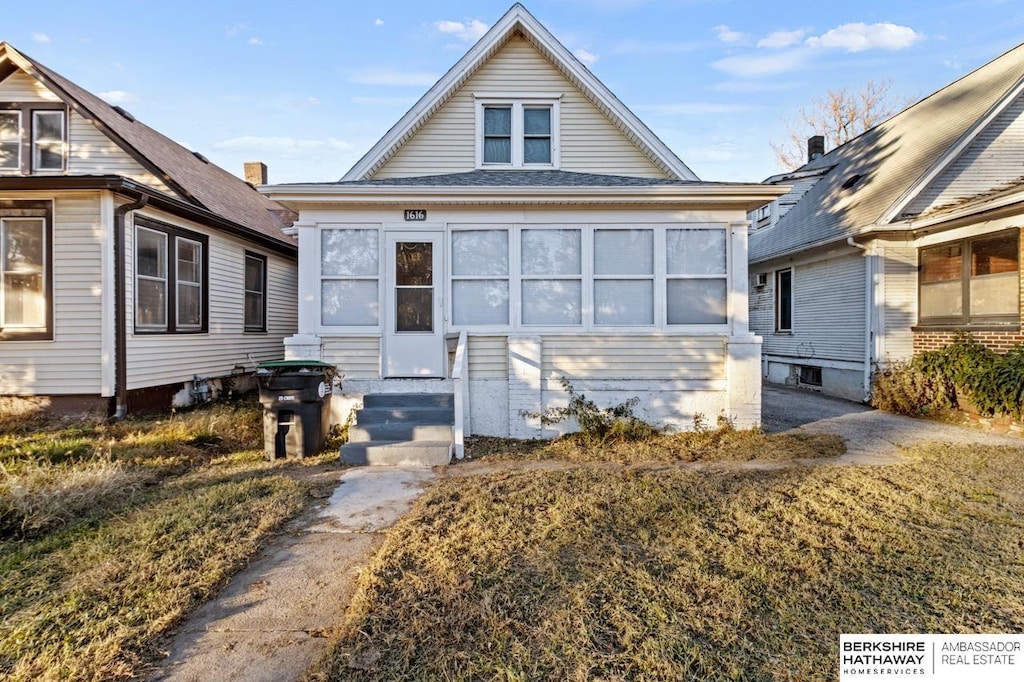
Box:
[667, 229, 727, 275]
[667, 279, 727, 325]
[921, 245, 961, 283]
[453, 280, 509, 325]
[453, 230, 508, 276]
[321, 229, 378, 276]
[595, 280, 653, 325]
[322, 280, 378, 326]
[522, 280, 581, 325]
[920, 281, 962, 318]
[970, 272, 1017, 317]
[0, 112, 19, 170]
[595, 229, 653, 275]
[522, 229, 580, 276]
[972, 234, 1017, 276]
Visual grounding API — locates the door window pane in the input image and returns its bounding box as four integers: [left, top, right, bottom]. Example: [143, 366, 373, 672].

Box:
[396, 288, 433, 332]
[667, 279, 727, 325]
[395, 242, 432, 286]
[0, 112, 20, 170]
[322, 229, 378, 276]
[667, 229, 727, 275]
[453, 280, 509, 325]
[322, 280, 378, 326]
[595, 280, 654, 325]
[522, 229, 580, 276]
[595, 229, 653, 275]
[522, 280, 581, 325]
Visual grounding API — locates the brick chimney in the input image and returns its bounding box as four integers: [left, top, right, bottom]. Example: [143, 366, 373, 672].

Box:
[807, 136, 825, 162]
[244, 161, 268, 186]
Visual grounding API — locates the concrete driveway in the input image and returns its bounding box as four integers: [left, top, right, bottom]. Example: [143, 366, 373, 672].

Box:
[761, 383, 1023, 464]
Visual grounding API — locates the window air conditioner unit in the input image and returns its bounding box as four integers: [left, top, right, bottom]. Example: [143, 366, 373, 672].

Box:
[750, 272, 768, 288]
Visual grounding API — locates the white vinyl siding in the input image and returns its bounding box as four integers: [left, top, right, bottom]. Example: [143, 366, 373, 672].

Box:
[125, 208, 297, 390]
[907, 92, 1024, 217]
[467, 335, 508, 378]
[321, 337, 381, 379]
[759, 255, 866, 363]
[0, 192, 103, 395]
[881, 246, 917, 362]
[542, 336, 726, 381]
[67, 112, 174, 193]
[372, 35, 669, 179]
[0, 71, 61, 102]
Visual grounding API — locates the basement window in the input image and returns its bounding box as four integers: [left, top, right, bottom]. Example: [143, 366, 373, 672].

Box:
[798, 365, 822, 387]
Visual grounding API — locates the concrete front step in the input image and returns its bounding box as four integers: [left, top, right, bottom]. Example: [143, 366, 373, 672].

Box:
[340, 440, 451, 467]
[362, 393, 454, 408]
[348, 423, 453, 443]
[355, 406, 454, 425]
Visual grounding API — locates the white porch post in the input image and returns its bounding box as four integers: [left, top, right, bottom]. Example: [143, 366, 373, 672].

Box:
[726, 219, 762, 428]
[283, 220, 322, 360]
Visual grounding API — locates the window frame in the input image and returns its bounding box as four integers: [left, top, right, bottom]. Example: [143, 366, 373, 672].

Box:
[0, 200, 53, 341]
[918, 229, 1020, 327]
[450, 227, 511, 328]
[0, 103, 67, 175]
[244, 251, 268, 333]
[133, 217, 209, 334]
[474, 95, 561, 170]
[318, 224, 382, 331]
[775, 267, 793, 333]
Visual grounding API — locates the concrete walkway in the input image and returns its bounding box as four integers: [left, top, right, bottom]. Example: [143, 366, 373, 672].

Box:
[149, 467, 436, 682]
[762, 384, 1023, 465]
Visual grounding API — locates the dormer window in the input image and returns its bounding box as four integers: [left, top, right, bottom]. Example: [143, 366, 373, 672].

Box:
[475, 95, 559, 169]
[0, 104, 67, 174]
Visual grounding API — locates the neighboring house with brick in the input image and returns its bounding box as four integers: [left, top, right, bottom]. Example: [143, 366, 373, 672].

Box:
[0, 42, 298, 414]
[749, 42, 1024, 402]
[263, 3, 783, 458]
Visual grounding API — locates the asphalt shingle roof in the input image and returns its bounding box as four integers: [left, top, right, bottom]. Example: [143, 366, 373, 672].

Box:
[750, 41, 1024, 263]
[298, 169, 700, 187]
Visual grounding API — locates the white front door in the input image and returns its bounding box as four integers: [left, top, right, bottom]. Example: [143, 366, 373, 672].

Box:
[384, 232, 445, 377]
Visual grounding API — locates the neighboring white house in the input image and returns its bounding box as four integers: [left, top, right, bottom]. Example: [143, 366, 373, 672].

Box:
[264, 4, 784, 444]
[749, 41, 1024, 402]
[0, 42, 298, 414]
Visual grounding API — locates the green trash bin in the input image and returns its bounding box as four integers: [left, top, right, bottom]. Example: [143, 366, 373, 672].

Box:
[256, 361, 335, 460]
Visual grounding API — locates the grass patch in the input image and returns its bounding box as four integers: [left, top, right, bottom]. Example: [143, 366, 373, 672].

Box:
[0, 399, 335, 680]
[310, 444, 1024, 681]
[466, 427, 846, 465]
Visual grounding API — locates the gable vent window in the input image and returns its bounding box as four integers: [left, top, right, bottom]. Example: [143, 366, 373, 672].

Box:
[0, 104, 67, 174]
[476, 96, 560, 169]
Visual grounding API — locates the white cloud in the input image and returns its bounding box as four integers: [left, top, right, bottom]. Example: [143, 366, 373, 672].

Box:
[712, 50, 810, 77]
[805, 22, 923, 52]
[32, 32, 50, 43]
[375, 18, 384, 26]
[635, 102, 756, 115]
[248, 37, 263, 46]
[712, 25, 746, 44]
[351, 95, 419, 106]
[226, 23, 248, 38]
[574, 48, 599, 66]
[99, 90, 138, 105]
[758, 29, 807, 49]
[435, 19, 489, 43]
[685, 141, 741, 163]
[349, 67, 439, 87]
[213, 136, 353, 159]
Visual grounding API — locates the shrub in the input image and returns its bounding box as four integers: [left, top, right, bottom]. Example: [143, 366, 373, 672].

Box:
[530, 378, 659, 444]
[870, 361, 948, 416]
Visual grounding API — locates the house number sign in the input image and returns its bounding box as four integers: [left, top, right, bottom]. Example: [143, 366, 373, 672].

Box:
[404, 209, 427, 221]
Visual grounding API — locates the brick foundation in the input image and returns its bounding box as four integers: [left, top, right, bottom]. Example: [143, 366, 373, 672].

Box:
[913, 329, 1024, 354]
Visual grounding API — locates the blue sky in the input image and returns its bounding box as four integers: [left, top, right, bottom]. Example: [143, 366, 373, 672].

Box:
[4, 0, 1024, 183]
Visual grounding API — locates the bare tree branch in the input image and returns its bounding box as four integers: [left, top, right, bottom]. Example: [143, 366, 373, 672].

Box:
[771, 79, 913, 172]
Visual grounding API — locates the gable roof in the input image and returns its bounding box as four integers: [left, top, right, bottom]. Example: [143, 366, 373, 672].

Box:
[750, 41, 1024, 263]
[0, 42, 295, 249]
[342, 3, 697, 182]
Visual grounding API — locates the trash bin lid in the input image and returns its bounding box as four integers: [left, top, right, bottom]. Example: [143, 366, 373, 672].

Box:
[256, 360, 335, 375]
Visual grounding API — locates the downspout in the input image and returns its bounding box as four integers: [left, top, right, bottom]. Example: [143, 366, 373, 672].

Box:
[113, 195, 148, 420]
[847, 237, 873, 402]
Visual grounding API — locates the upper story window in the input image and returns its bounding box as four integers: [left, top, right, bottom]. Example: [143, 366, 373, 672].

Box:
[0, 200, 52, 341]
[475, 96, 560, 169]
[0, 104, 67, 174]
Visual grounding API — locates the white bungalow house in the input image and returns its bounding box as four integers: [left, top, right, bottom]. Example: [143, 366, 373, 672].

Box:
[264, 4, 784, 461]
[749, 42, 1024, 402]
[0, 42, 297, 414]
